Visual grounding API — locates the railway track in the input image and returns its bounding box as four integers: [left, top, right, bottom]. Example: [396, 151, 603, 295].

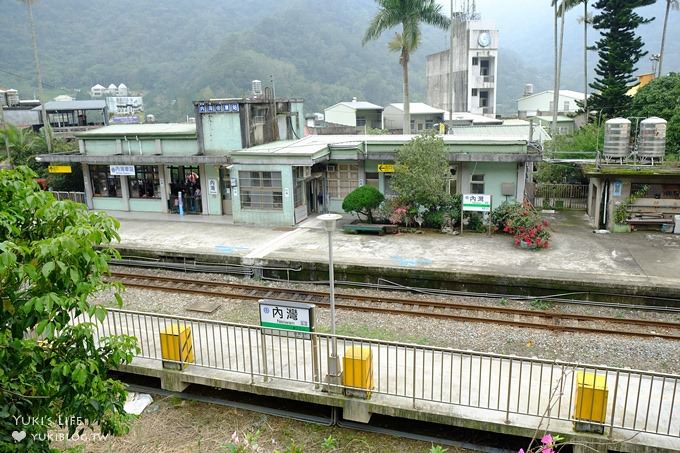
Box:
[108, 271, 680, 341]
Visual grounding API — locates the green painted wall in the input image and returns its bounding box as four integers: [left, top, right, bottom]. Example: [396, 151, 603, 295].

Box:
[129, 199, 164, 212]
[83, 137, 197, 156]
[202, 113, 243, 154]
[231, 164, 295, 226]
[160, 139, 199, 155]
[92, 197, 125, 211]
[461, 162, 519, 208]
[204, 165, 222, 215]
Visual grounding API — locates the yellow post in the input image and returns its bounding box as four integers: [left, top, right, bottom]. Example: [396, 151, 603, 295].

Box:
[574, 371, 608, 433]
[160, 324, 194, 370]
[342, 345, 373, 399]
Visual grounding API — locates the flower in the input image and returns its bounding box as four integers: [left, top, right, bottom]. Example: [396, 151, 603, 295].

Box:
[541, 434, 554, 446]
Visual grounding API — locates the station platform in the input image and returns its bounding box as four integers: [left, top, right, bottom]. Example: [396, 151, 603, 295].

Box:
[91, 308, 680, 453]
[108, 210, 680, 299]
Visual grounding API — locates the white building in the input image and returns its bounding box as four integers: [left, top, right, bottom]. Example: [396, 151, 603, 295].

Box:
[426, 20, 499, 117]
[382, 103, 445, 133]
[90, 84, 106, 97]
[324, 98, 383, 129]
[517, 88, 585, 118]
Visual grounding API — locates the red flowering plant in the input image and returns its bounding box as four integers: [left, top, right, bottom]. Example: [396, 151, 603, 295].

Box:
[495, 202, 551, 249]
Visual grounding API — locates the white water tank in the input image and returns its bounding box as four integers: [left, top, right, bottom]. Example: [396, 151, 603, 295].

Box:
[603, 118, 631, 159]
[251, 80, 262, 96]
[524, 83, 534, 96]
[638, 117, 667, 159]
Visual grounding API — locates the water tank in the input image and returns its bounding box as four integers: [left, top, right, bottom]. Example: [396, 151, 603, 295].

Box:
[603, 118, 631, 159]
[638, 116, 667, 159]
[251, 80, 262, 96]
[524, 83, 534, 96]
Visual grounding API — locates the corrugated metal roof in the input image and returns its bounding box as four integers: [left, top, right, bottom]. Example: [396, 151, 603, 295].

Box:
[77, 123, 196, 137]
[387, 103, 446, 114]
[33, 100, 107, 111]
[335, 100, 383, 110]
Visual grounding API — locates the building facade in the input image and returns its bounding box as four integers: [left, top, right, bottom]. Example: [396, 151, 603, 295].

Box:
[324, 99, 383, 130]
[38, 96, 540, 227]
[382, 103, 445, 133]
[517, 90, 585, 119]
[426, 20, 498, 117]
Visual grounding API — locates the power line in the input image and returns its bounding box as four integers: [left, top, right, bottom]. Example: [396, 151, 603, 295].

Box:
[0, 66, 77, 93]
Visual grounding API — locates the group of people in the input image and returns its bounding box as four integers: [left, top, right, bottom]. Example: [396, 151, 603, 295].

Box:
[170, 175, 201, 213]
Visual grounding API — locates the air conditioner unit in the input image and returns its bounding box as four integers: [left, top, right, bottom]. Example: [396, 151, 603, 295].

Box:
[327, 164, 336, 172]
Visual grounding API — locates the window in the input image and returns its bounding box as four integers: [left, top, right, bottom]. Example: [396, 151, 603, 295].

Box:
[417, 122, 424, 131]
[356, 117, 366, 127]
[471, 174, 485, 194]
[479, 91, 489, 108]
[128, 165, 160, 199]
[90, 165, 121, 198]
[410, 120, 415, 131]
[480, 59, 490, 76]
[365, 172, 379, 189]
[472, 57, 479, 65]
[425, 120, 434, 129]
[563, 101, 570, 111]
[239, 170, 283, 210]
[327, 163, 358, 198]
[471, 88, 478, 97]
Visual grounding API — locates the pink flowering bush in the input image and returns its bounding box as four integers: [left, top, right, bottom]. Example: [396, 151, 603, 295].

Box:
[496, 202, 551, 249]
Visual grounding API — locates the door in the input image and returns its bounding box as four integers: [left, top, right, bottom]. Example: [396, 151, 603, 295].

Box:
[219, 167, 233, 215]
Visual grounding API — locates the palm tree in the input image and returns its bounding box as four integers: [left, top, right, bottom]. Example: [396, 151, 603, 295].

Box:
[21, 0, 52, 152]
[551, 0, 581, 148]
[363, 0, 450, 134]
[658, 0, 679, 77]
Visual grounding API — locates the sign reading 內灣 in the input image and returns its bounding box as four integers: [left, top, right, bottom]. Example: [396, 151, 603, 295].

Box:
[259, 300, 315, 338]
[462, 194, 492, 212]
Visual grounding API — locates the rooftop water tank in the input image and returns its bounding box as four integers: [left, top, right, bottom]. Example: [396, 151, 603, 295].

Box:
[603, 117, 631, 159]
[251, 80, 262, 96]
[524, 83, 534, 96]
[638, 116, 666, 160]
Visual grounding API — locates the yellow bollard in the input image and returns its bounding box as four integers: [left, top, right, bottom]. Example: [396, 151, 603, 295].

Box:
[574, 371, 608, 433]
[160, 324, 194, 370]
[342, 345, 373, 399]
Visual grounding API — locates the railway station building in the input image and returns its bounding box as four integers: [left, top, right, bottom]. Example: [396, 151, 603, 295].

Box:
[37, 96, 543, 226]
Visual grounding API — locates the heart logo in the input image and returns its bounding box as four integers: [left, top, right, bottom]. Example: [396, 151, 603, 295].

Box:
[12, 430, 26, 442]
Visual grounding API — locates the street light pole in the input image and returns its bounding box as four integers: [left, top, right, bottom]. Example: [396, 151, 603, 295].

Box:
[318, 213, 343, 392]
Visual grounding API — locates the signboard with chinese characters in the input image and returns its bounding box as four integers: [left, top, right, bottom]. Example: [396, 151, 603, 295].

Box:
[259, 299, 315, 339]
[462, 194, 492, 212]
[110, 165, 135, 176]
[197, 102, 240, 114]
[208, 179, 218, 195]
[48, 165, 72, 174]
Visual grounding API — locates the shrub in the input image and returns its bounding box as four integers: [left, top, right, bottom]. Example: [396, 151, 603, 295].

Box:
[491, 202, 523, 229]
[499, 202, 551, 249]
[342, 185, 384, 223]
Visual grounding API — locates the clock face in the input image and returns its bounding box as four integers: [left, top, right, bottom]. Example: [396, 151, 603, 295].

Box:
[478, 32, 491, 48]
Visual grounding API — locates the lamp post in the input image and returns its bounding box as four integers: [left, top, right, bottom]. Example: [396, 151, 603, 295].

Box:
[318, 213, 343, 390]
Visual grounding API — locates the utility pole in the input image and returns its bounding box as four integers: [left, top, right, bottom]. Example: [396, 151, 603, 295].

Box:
[449, 0, 454, 120]
[26, 0, 52, 152]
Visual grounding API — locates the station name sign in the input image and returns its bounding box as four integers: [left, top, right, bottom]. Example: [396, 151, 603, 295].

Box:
[197, 102, 240, 114]
[259, 299, 315, 339]
[110, 165, 135, 176]
[463, 194, 492, 212]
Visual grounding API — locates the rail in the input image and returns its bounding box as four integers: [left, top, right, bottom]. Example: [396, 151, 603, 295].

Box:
[92, 308, 680, 439]
[49, 191, 85, 204]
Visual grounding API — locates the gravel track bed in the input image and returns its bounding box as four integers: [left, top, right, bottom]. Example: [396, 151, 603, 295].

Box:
[97, 266, 680, 374]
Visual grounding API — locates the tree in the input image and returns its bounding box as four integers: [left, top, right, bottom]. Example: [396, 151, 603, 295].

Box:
[588, 0, 655, 118]
[0, 167, 137, 451]
[362, 0, 449, 134]
[658, 0, 679, 77]
[0, 124, 43, 173]
[342, 185, 385, 223]
[391, 132, 450, 208]
[629, 73, 680, 156]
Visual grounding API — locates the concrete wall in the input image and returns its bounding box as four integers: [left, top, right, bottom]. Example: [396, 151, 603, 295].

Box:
[382, 107, 443, 132]
[324, 105, 357, 127]
[231, 164, 296, 226]
[291, 102, 305, 139]
[201, 112, 243, 153]
[426, 50, 451, 113]
[81, 137, 197, 156]
[460, 162, 521, 208]
[129, 198, 164, 212]
[92, 197, 126, 211]
[203, 164, 222, 215]
[518, 92, 582, 115]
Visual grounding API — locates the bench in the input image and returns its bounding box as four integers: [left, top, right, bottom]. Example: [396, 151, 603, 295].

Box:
[343, 223, 398, 235]
[625, 217, 674, 231]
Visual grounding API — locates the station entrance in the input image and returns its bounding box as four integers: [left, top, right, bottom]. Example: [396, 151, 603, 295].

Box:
[168, 165, 202, 214]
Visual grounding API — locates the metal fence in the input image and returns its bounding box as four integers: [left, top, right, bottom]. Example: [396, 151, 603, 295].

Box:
[95, 308, 680, 439]
[50, 191, 85, 204]
[533, 184, 588, 210]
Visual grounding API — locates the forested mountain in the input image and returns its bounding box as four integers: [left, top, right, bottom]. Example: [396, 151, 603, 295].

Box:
[1, 0, 677, 120]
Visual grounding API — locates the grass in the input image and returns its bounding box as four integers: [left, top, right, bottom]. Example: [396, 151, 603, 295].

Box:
[529, 299, 554, 311]
[51, 396, 474, 452]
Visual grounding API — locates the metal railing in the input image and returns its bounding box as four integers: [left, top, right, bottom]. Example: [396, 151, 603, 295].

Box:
[95, 308, 680, 439]
[50, 191, 86, 204]
[533, 184, 589, 210]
